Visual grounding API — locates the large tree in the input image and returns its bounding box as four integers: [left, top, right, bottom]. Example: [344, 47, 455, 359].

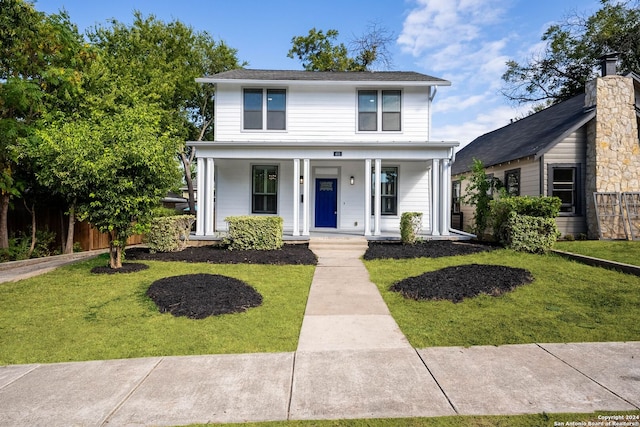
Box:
[0, 0, 90, 249]
[87, 13, 244, 215]
[502, 0, 640, 105]
[288, 23, 394, 71]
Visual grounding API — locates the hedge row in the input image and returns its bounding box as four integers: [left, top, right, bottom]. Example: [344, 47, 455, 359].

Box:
[224, 216, 283, 250]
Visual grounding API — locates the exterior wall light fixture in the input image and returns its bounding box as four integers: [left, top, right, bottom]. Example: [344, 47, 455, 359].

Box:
[350, 176, 355, 185]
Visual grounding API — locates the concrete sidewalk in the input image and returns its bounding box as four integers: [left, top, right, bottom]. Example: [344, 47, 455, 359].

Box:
[0, 238, 639, 426]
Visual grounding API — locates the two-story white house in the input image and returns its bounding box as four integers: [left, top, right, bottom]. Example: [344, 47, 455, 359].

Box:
[189, 69, 459, 239]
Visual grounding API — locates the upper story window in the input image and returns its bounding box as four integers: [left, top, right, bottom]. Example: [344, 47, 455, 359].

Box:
[358, 90, 401, 132]
[243, 89, 286, 130]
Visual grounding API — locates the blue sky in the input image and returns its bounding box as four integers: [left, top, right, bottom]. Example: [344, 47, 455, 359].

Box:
[37, 0, 600, 147]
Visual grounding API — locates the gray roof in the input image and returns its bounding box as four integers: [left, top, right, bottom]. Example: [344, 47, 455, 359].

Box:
[451, 93, 595, 176]
[198, 69, 450, 85]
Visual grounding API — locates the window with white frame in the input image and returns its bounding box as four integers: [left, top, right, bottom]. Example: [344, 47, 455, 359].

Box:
[252, 165, 278, 214]
[504, 169, 521, 196]
[243, 89, 286, 130]
[371, 167, 398, 215]
[358, 90, 401, 132]
[549, 165, 580, 214]
[452, 180, 461, 213]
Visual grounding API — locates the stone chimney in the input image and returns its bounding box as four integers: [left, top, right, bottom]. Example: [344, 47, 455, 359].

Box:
[584, 64, 640, 238]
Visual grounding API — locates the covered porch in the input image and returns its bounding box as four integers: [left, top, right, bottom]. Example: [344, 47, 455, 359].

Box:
[189, 140, 459, 239]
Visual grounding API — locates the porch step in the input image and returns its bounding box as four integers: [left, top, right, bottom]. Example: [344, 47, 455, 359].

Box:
[308, 237, 369, 252]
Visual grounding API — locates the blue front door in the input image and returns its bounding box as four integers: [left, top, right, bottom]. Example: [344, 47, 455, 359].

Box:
[315, 178, 337, 228]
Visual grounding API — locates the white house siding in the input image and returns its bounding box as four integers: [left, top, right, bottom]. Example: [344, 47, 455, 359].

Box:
[542, 127, 588, 236]
[212, 159, 433, 235]
[214, 83, 430, 142]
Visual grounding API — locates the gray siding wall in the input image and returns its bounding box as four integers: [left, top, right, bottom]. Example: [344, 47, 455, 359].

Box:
[543, 127, 588, 236]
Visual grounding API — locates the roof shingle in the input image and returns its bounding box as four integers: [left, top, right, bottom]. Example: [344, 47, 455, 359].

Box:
[452, 94, 595, 175]
[199, 69, 450, 85]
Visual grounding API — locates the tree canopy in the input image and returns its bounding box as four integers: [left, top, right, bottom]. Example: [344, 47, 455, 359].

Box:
[87, 12, 244, 214]
[288, 23, 394, 71]
[502, 0, 640, 105]
[0, 0, 92, 249]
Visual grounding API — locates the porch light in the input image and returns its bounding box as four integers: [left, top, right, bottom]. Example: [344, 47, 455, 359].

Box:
[299, 176, 304, 185]
[350, 176, 355, 185]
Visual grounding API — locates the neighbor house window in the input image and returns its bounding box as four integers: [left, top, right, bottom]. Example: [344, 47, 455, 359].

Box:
[452, 180, 461, 213]
[252, 165, 278, 214]
[504, 169, 521, 196]
[358, 90, 401, 132]
[243, 89, 286, 130]
[371, 167, 398, 215]
[549, 165, 579, 214]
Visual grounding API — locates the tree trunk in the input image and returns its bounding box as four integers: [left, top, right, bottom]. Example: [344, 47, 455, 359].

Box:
[108, 230, 122, 269]
[180, 152, 196, 215]
[25, 201, 36, 258]
[0, 193, 9, 249]
[64, 201, 76, 254]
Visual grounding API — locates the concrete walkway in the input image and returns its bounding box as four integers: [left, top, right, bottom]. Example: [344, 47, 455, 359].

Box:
[0, 238, 639, 426]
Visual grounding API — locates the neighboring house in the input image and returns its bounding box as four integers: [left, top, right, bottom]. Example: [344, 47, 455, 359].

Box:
[452, 56, 640, 239]
[188, 69, 458, 239]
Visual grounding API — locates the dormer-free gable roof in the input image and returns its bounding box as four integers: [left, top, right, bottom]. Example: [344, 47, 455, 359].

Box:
[451, 93, 595, 176]
[197, 69, 451, 87]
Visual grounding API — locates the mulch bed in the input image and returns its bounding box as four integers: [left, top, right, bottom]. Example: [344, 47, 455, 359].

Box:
[126, 244, 317, 265]
[363, 240, 496, 260]
[100, 240, 522, 316]
[390, 264, 534, 303]
[91, 263, 150, 274]
[146, 273, 263, 319]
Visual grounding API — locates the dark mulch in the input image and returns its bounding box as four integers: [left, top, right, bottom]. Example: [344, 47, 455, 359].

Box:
[363, 240, 496, 260]
[126, 244, 317, 265]
[391, 264, 534, 303]
[91, 263, 150, 274]
[146, 273, 263, 319]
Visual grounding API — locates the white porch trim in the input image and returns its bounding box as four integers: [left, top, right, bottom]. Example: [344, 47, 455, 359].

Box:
[189, 140, 458, 238]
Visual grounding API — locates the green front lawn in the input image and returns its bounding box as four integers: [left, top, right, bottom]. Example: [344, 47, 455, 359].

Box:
[554, 240, 640, 266]
[0, 255, 314, 365]
[364, 249, 640, 348]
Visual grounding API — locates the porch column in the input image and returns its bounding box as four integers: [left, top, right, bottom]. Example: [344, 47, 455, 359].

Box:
[196, 158, 205, 236]
[302, 159, 310, 236]
[292, 159, 300, 236]
[205, 158, 215, 236]
[364, 159, 372, 236]
[431, 159, 440, 236]
[440, 158, 451, 236]
[374, 158, 382, 236]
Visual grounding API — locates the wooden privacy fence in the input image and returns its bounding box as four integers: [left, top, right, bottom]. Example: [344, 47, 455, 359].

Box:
[74, 222, 143, 251]
[593, 192, 640, 240]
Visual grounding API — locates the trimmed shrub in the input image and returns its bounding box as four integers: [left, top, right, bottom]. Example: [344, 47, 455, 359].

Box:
[224, 216, 283, 250]
[502, 212, 560, 253]
[400, 212, 423, 244]
[146, 215, 195, 253]
[491, 196, 561, 247]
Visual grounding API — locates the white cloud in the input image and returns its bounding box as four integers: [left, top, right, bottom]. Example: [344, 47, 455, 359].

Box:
[432, 94, 485, 114]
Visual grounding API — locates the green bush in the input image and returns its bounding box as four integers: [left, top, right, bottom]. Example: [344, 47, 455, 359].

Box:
[146, 215, 195, 253]
[400, 212, 422, 244]
[502, 213, 560, 253]
[0, 228, 59, 262]
[491, 196, 561, 246]
[224, 216, 283, 250]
